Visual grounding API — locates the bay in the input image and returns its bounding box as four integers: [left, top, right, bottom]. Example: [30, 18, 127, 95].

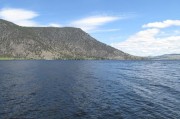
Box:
[0, 60, 180, 119]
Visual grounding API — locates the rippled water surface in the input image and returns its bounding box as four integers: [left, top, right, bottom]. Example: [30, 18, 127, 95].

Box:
[0, 60, 180, 119]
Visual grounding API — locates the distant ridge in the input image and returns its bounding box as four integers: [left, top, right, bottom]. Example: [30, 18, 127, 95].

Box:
[149, 54, 180, 60]
[0, 19, 142, 60]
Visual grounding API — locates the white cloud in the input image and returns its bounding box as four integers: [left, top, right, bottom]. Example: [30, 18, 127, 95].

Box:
[0, 8, 39, 26]
[143, 20, 180, 29]
[0, 8, 120, 32]
[112, 20, 180, 56]
[48, 23, 62, 27]
[90, 28, 120, 33]
[70, 15, 120, 32]
[0, 8, 63, 27]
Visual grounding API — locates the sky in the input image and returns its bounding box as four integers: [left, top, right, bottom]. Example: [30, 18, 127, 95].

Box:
[0, 0, 180, 56]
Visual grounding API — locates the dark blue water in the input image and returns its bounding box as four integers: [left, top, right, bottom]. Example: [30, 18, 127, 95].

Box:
[0, 60, 180, 119]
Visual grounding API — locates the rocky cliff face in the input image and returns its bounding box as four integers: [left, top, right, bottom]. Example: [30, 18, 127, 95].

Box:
[0, 19, 141, 60]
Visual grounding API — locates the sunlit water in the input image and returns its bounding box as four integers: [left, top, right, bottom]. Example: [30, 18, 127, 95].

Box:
[0, 60, 180, 119]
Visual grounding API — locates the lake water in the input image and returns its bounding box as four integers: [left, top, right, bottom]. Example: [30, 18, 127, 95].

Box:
[0, 60, 180, 119]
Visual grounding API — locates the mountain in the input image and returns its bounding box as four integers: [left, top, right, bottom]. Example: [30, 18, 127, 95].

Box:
[0, 19, 141, 60]
[149, 54, 180, 60]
